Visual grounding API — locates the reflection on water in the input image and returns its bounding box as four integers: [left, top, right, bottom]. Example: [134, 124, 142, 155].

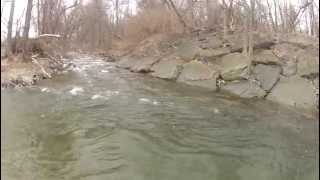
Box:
[1, 56, 319, 180]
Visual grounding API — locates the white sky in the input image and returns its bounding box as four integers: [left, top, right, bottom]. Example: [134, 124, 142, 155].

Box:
[0, 0, 315, 40]
[1, 0, 138, 40]
[1, 0, 83, 39]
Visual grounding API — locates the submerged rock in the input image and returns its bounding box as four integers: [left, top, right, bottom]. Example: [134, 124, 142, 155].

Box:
[253, 64, 281, 92]
[221, 80, 266, 98]
[151, 56, 185, 80]
[267, 76, 317, 109]
[219, 53, 250, 81]
[177, 61, 219, 90]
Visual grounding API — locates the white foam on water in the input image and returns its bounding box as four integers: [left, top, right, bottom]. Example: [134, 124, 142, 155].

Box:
[139, 98, 151, 103]
[213, 108, 220, 114]
[152, 101, 159, 105]
[73, 67, 83, 72]
[104, 66, 113, 69]
[105, 90, 120, 97]
[69, 87, 84, 95]
[101, 70, 109, 73]
[91, 94, 108, 100]
[41, 88, 50, 92]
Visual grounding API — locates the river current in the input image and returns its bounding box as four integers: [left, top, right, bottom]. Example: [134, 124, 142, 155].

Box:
[1, 55, 318, 180]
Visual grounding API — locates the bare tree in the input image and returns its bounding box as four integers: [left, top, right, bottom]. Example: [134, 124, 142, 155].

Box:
[23, 0, 33, 39]
[7, 0, 15, 54]
[165, 0, 190, 32]
[221, 0, 234, 39]
[248, 0, 255, 60]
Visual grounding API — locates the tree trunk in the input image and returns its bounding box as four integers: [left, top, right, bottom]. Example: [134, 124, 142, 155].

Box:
[273, 0, 278, 31]
[37, 0, 41, 35]
[248, 0, 255, 60]
[115, 0, 119, 26]
[7, 0, 15, 54]
[165, 0, 190, 32]
[309, 2, 315, 36]
[23, 0, 33, 39]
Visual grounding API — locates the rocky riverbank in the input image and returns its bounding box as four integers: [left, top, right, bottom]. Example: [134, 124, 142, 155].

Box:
[1, 35, 71, 88]
[1, 54, 70, 88]
[116, 31, 319, 112]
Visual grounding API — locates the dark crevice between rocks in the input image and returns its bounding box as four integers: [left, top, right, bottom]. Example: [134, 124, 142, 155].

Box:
[230, 41, 276, 53]
[301, 73, 319, 80]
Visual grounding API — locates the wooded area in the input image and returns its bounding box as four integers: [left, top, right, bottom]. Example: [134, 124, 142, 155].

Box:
[1, 0, 319, 54]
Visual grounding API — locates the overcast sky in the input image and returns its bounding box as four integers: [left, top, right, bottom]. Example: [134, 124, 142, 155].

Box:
[0, 0, 316, 40]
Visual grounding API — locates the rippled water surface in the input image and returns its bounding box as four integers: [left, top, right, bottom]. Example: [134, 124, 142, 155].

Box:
[1, 55, 319, 180]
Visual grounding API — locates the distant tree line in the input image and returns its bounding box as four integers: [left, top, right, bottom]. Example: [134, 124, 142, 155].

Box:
[1, 0, 319, 54]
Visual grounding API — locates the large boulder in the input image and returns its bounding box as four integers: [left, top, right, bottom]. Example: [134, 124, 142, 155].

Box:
[272, 43, 300, 61]
[175, 39, 202, 60]
[199, 36, 223, 49]
[253, 64, 281, 91]
[220, 80, 266, 98]
[199, 47, 231, 58]
[296, 47, 319, 77]
[177, 61, 219, 90]
[150, 56, 185, 80]
[225, 32, 273, 52]
[219, 53, 250, 81]
[253, 50, 280, 65]
[130, 57, 160, 73]
[267, 76, 317, 109]
[272, 43, 300, 76]
[278, 33, 319, 48]
[281, 59, 297, 76]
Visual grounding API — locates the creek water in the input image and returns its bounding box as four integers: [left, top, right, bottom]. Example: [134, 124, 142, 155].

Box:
[1, 55, 319, 180]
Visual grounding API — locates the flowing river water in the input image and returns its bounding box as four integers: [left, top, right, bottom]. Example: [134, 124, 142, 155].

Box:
[1, 55, 319, 180]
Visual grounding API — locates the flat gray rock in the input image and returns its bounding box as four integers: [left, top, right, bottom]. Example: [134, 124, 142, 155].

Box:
[219, 53, 250, 81]
[177, 61, 219, 90]
[199, 36, 223, 49]
[296, 47, 319, 77]
[253, 64, 281, 91]
[253, 50, 280, 65]
[221, 80, 266, 98]
[175, 39, 202, 60]
[267, 76, 317, 109]
[151, 57, 185, 80]
[199, 48, 230, 58]
[131, 57, 160, 73]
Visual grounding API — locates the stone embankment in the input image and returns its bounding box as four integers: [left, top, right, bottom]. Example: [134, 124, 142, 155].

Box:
[116, 32, 319, 111]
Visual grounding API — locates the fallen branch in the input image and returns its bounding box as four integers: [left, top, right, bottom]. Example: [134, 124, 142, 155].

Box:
[31, 56, 52, 78]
